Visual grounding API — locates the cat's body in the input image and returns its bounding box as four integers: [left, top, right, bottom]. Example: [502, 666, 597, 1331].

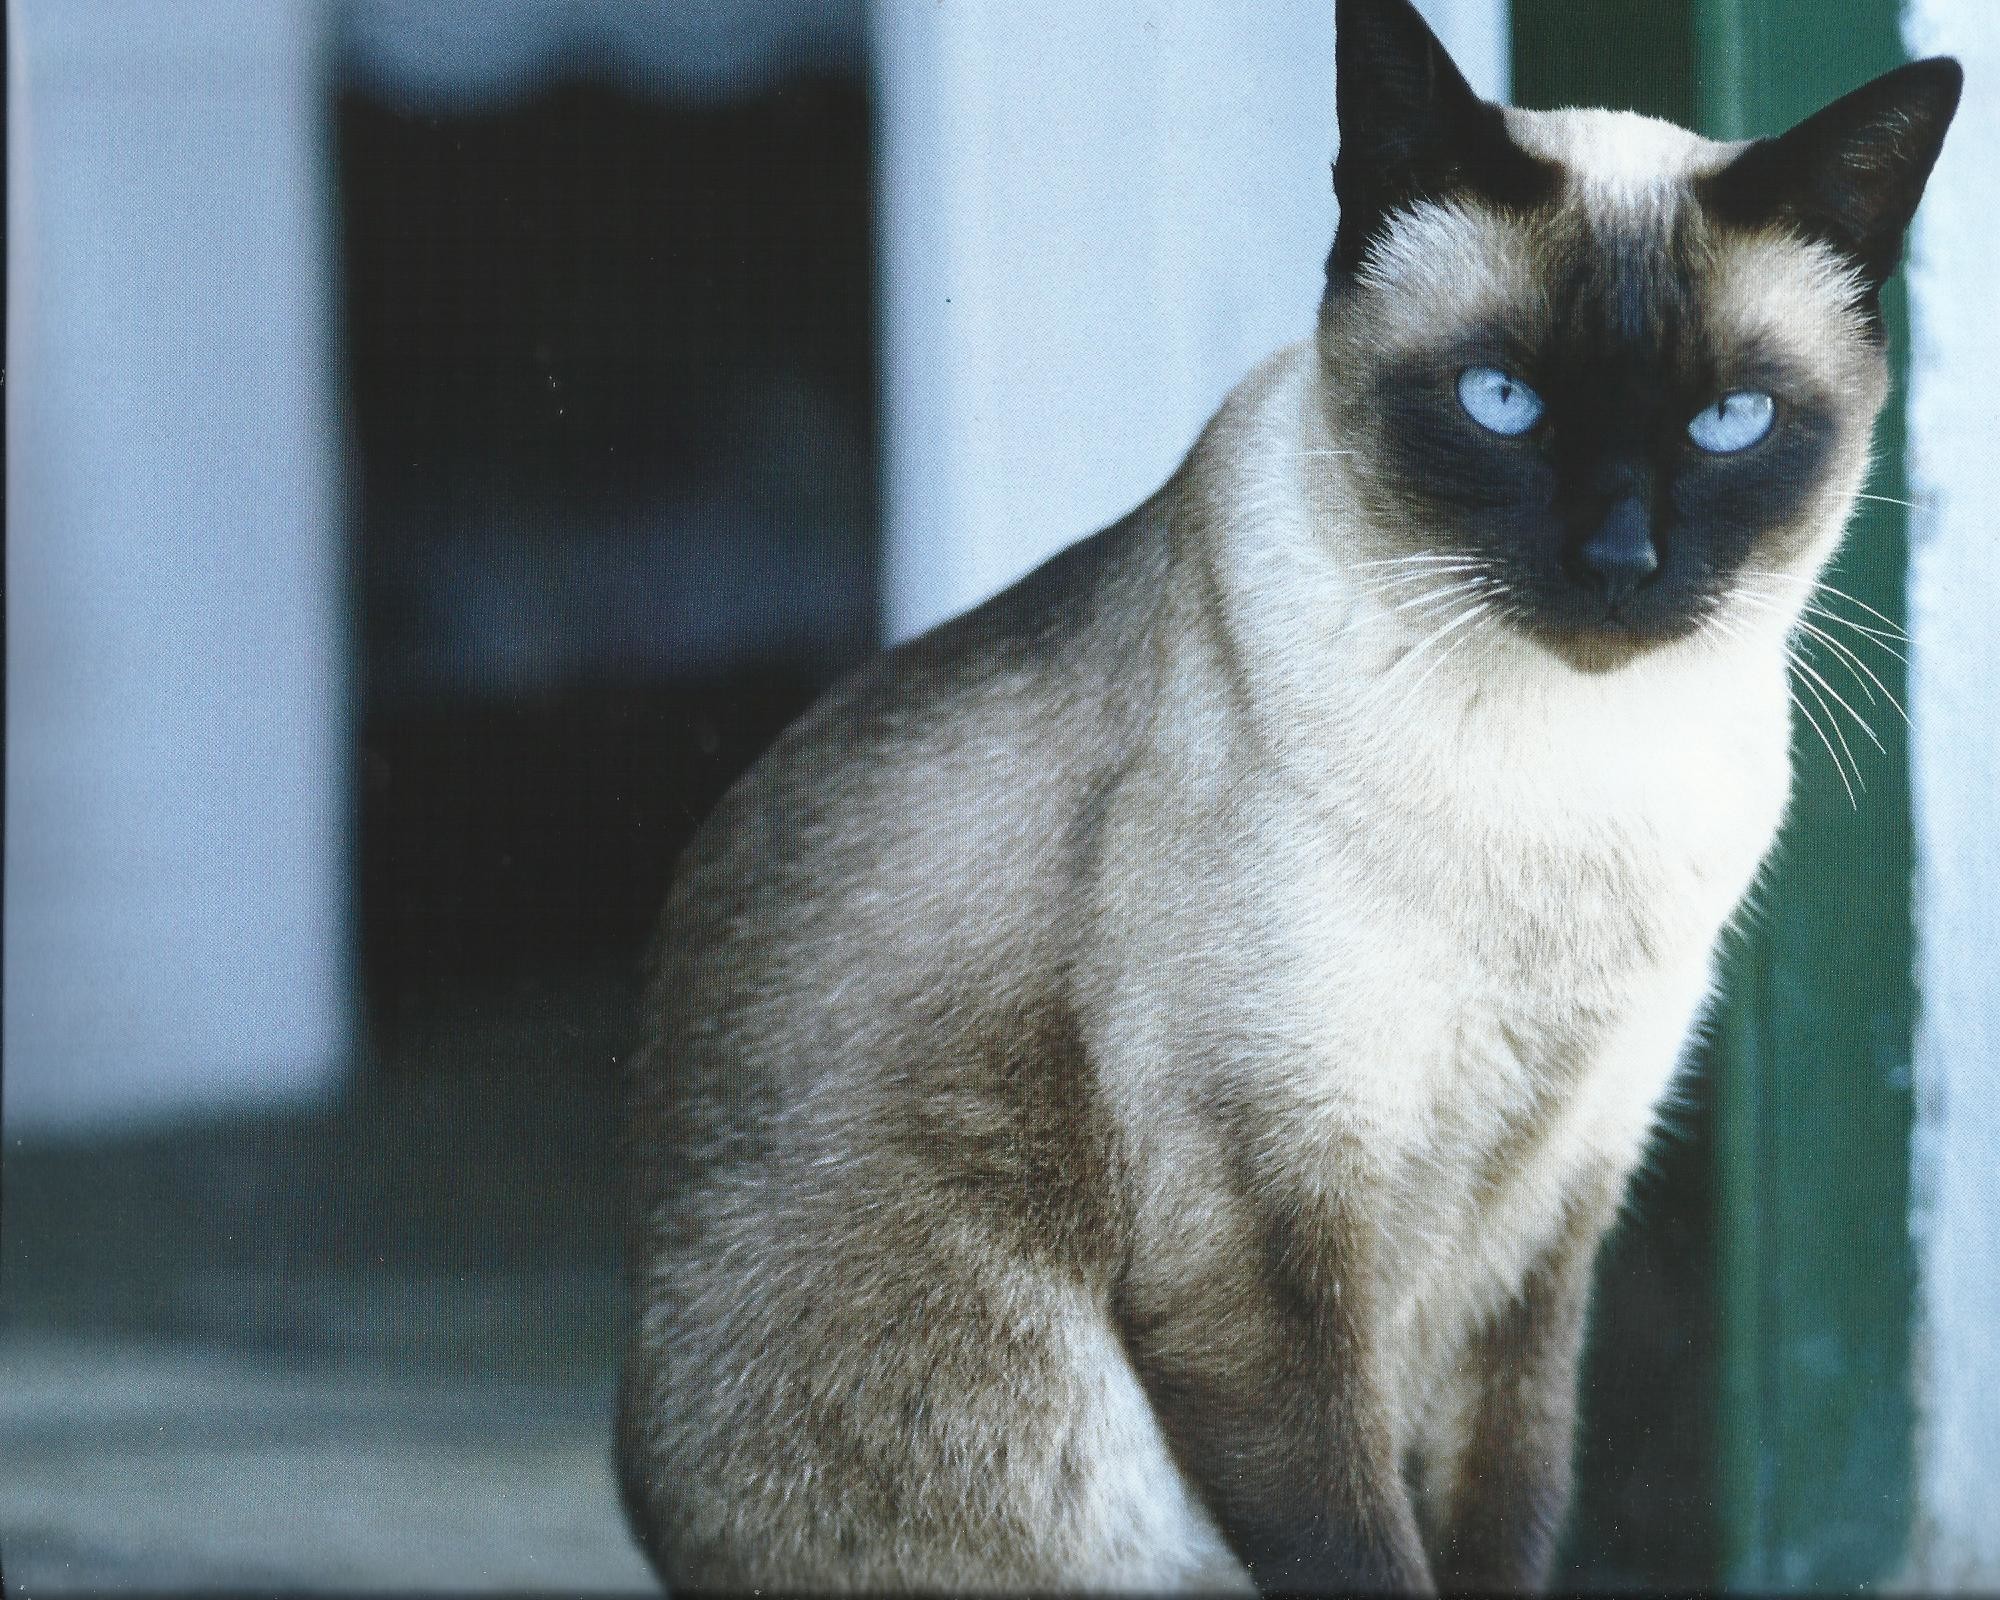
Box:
[618, 3, 1958, 1591]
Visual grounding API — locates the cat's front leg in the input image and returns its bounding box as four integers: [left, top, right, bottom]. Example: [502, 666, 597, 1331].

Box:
[1427, 1191, 1613, 1596]
[1118, 1201, 1435, 1596]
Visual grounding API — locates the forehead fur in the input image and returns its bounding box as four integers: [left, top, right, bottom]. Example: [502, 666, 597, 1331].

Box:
[1330, 106, 1881, 379]
[1344, 199, 1543, 350]
[1502, 106, 1728, 200]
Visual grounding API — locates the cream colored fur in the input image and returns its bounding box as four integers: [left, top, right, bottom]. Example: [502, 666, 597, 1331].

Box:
[1066, 108, 1878, 1569]
[620, 98, 1894, 1592]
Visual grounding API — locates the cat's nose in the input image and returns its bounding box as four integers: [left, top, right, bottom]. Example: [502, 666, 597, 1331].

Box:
[1574, 496, 1659, 610]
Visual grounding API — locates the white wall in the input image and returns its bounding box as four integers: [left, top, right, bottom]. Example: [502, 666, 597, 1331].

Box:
[5, 0, 350, 1132]
[872, 0, 1507, 640]
[1903, 0, 2000, 1583]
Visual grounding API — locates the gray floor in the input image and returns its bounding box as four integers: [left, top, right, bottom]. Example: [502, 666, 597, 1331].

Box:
[1, 974, 661, 1594]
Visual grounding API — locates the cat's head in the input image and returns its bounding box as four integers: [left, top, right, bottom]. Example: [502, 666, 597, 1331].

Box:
[1317, 0, 1960, 672]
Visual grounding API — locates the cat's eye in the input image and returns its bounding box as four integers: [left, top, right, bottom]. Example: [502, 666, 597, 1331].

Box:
[1688, 391, 1775, 454]
[1457, 367, 1545, 437]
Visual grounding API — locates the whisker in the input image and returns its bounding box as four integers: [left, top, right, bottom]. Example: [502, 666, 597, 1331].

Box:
[1855, 491, 1916, 510]
[1734, 568, 1912, 643]
[1359, 563, 1490, 592]
[1794, 666, 1865, 794]
[1399, 621, 1486, 712]
[1800, 602, 1908, 658]
[1730, 592, 1909, 726]
[1786, 677, 1859, 810]
[1700, 607, 1755, 654]
[1363, 573, 1490, 607]
[1704, 589, 1879, 807]
[1792, 623, 1907, 726]
[1793, 620, 1908, 726]
[1373, 596, 1489, 707]
[1788, 647, 1886, 756]
[1386, 576, 1494, 614]
[1391, 601, 1492, 711]
[1804, 580, 1909, 639]
[1348, 553, 1491, 570]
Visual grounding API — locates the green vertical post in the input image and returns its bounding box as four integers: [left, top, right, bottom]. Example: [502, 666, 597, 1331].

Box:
[1694, 0, 1920, 1588]
[1513, 10, 1719, 1589]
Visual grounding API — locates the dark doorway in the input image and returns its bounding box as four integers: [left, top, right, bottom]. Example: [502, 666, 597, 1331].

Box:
[335, 72, 878, 1043]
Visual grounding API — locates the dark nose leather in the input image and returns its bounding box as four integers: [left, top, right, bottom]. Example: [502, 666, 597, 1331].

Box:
[1575, 495, 1659, 609]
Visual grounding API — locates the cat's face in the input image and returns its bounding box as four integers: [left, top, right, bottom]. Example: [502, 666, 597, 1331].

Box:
[1318, 0, 1959, 672]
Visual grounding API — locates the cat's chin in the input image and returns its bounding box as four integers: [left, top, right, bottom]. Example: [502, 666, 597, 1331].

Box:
[1514, 616, 1695, 676]
[1493, 580, 1726, 675]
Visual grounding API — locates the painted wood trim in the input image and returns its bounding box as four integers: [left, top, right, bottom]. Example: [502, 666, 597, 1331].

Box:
[1693, 0, 1921, 1587]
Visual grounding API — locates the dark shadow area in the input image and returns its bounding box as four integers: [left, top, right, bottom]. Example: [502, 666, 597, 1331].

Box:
[1558, 1070, 1720, 1589]
[2, 62, 874, 1594]
[358, 671, 821, 1024]
[337, 74, 878, 1029]
[1512, 0, 1697, 124]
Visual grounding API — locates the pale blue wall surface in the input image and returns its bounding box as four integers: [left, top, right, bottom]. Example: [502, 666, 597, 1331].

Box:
[873, 0, 1507, 641]
[6, 0, 350, 1131]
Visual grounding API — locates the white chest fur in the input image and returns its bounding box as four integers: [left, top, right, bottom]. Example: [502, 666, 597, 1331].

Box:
[1242, 672, 1788, 1449]
[1181, 344, 1800, 1404]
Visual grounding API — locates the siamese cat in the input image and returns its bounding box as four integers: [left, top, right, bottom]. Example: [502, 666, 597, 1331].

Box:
[617, 0, 1960, 1590]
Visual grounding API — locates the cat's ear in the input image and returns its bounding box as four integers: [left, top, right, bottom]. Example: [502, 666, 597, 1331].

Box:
[1700, 57, 1962, 303]
[1329, 0, 1553, 279]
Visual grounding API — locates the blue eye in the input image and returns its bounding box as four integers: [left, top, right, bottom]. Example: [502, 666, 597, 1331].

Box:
[1457, 367, 1544, 436]
[1688, 391, 1775, 453]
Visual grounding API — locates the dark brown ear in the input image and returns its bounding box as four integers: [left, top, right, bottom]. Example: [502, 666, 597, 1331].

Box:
[1699, 56, 1962, 311]
[1329, 0, 1554, 279]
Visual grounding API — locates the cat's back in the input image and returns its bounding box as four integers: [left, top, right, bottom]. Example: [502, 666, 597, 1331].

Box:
[616, 491, 1239, 1591]
[633, 491, 1174, 1196]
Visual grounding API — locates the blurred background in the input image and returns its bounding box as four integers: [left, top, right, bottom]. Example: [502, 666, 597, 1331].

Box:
[4, 0, 1995, 1592]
